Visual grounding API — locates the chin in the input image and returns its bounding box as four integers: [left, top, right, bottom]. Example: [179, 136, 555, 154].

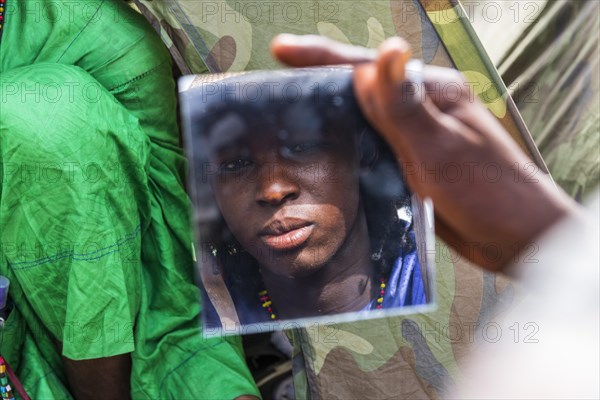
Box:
[274, 251, 331, 279]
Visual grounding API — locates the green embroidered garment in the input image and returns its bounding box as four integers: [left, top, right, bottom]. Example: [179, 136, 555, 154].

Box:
[0, 0, 258, 398]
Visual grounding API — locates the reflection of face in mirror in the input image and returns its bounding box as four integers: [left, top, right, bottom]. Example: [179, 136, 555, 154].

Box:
[186, 70, 427, 325]
[210, 120, 374, 319]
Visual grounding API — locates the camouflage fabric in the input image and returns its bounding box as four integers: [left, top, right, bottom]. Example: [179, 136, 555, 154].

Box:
[131, 0, 545, 166]
[130, 0, 597, 398]
[468, 0, 599, 201]
[495, 0, 600, 200]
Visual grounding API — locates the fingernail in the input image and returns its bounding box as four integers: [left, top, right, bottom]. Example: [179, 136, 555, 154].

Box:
[379, 37, 412, 84]
[273, 33, 299, 46]
[390, 53, 410, 84]
[403, 59, 425, 104]
[405, 59, 424, 86]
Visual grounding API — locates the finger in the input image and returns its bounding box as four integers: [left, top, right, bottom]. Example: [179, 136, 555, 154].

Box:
[376, 36, 412, 84]
[372, 41, 489, 145]
[373, 37, 454, 113]
[422, 66, 470, 112]
[271, 34, 377, 67]
[272, 34, 473, 114]
[420, 66, 527, 155]
[354, 40, 446, 140]
[372, 37, 432, 119]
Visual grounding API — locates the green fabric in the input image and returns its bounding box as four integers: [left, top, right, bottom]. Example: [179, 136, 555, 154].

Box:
[0, 1, 259, 398]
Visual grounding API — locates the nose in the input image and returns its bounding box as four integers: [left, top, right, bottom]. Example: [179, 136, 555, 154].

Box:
[255, 164, 300, 206]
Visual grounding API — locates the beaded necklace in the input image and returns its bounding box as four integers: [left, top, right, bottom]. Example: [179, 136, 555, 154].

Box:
[258, 277, 387, 321]
[0, 356, 29, 400]
[0, 357, 15, 400]
[0, 0, 5, 41]
[258, 290, 276, 320]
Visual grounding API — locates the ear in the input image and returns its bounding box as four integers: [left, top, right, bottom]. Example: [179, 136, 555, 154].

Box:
[358, 129, 379, 173]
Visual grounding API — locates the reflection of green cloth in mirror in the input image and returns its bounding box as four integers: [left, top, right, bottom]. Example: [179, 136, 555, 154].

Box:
[0, 1, 258, 398]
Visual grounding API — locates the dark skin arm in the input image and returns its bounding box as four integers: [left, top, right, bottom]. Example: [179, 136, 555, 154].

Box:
[60, 349, 131, 400]
[57, 317, 260, 400]
[271, 34, 580, 273]
[61, 348, 258, 400]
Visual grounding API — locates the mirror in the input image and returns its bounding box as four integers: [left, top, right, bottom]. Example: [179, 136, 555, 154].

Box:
[180, 68, 435, 336]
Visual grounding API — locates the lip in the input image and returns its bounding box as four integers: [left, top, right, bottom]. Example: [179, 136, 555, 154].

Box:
[259, 220, 314, 251]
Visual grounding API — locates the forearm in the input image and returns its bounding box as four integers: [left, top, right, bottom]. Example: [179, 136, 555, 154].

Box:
[62, 353, 132, 400]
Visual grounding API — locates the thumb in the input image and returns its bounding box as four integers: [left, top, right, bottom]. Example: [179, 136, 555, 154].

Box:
[353, 38, 450, 158]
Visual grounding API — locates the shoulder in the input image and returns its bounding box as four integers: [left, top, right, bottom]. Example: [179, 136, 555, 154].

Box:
[58, 0, 171, 84]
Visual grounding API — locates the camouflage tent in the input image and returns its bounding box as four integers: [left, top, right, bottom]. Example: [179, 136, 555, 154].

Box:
[131, 0, 599, 398]
[470, 0, 599, 200]
[496, 1, 599, 200]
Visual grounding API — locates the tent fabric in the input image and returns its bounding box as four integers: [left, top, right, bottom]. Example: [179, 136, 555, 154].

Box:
[0, 1, 260, 398]
[497, 0, 599, 200]
[469, 0, 598, 200]
[132, 0, 598, 398]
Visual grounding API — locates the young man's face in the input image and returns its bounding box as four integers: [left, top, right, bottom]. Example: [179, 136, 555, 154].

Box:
[208, 114, 365, 278]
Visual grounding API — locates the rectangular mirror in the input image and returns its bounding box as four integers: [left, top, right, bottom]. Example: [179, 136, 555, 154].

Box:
[180, 68, 436, 336]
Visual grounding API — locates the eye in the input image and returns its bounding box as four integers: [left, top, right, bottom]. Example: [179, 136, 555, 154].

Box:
[286, 142, 323, 154]
[219, 158, 253, 173]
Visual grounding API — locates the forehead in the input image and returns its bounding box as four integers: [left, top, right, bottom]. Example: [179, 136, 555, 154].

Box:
[186, 69, 367, 156]
[205, 103, 351, 150]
